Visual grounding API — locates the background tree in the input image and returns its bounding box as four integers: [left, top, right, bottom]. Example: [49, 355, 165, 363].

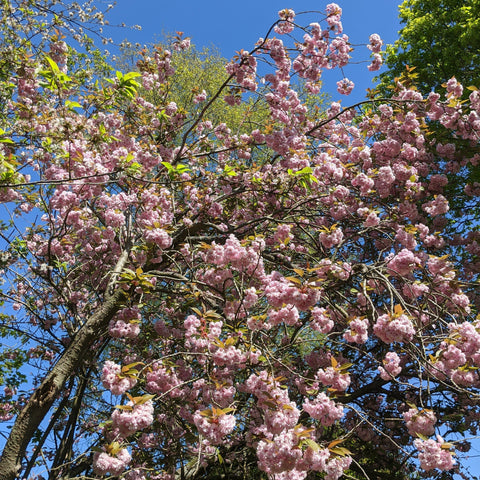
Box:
[0, 4, 480, 480]
[376, 0, 480, 96]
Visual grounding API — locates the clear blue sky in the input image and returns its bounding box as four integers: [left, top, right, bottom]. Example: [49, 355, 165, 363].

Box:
[105, 0, 402, 102]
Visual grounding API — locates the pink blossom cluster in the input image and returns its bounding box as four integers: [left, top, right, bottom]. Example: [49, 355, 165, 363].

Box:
[263, 271, 320, 311]
[414, 438, 455, 471]
[343, 317, 369, 344]
[109, 307, 141, 339]
[244, 371, 301, 435]
[368, 53, 383, 71]
[173, 37, 191, 52]
[387, 249, 420, 276]
[447, 321, 480, 365]
[325, 456, 353, 480]
[125, 468, 148, 480]
[303, 392, 344, 426]
[430, 322, 480, 385]
[446, 77, 463, 98]
[268, 304, 300, 326]
[395, 227, 417, 250]
[367, 33, 383, 53]
[256, 428, 333, 476]
[373, 313, 415, 343]
[101, 361, 138, 396]
[427, 255, 455, 279]
[193, 90, 207, 104]
[212, 344, 247, 367]
[93, 447, 132, 476]
[325, 3, 343, 33]
[273, 223, 293, 247]
[111, 400, 154, 437]
[403, 407, 437, 437]
[422, 194, 449, 216]
[49, 40, 68, 72]
[193, 409, 236, 445]
[316, 366, 351, 391]
[319, 226, 344, 248]
[263, 70, 308, 127]
[256, 426, 351, 479]
[378, 352, 402, 380]
[310, 307, 334, 333]
[274, 9, 295, 35]
[225, 50, 258, 92]
[0, 403, 14, 422]
[146, 362, 183, 397]
[352, 172, 375, 195]
[202, 234, 265, 277]
[318, 259, 351, 280]
[194, 378, 235, 408]
[336, 78, 354, 95]
[328, 34, 351, 67]
[256, 430, 305, 475]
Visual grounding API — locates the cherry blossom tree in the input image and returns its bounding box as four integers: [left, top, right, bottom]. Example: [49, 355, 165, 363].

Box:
[1, 3, 480, 480]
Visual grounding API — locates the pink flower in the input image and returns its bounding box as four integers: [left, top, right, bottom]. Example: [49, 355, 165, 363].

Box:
[274, 9, 295, 34]
[387, 249, 419, 276]
[0, 403, 14, 422]
[101, 361, 137, 396]
[317, 366, 351, 391]
[303, 392, 344, 425]
[325, 3, 343, 33]
[422, 195, 449, 216]
[193, 90, 207, 104]
[352, 173, 374, 195]
[368, 53, 383, 71]
[311, 307, 334, 333]
[269, 305, 300, 326]
[403, 407, 437, 436]
[264, 400, 301, 434]
[325, 456, 352, 480]
[367, 34, 383, 53]
[109, 319, 140, 339]
[193, 409, 236, 444]
[414, 438, 455, 471]
[446, 77, 463, 98]
[343, 317, 369, 344]
[111, 400, 154, 437]
[256, 429, 303, 474]
[373, 313, 415, 343]
[378, 352, 402, 380]
[93, 447, 132, 476]
[173, 37, 191, 51]
[336, 78, 354, 95]
[319, 227, 343, 248]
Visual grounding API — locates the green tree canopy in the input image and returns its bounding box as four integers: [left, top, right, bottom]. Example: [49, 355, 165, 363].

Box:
[377, 0, 480, 95]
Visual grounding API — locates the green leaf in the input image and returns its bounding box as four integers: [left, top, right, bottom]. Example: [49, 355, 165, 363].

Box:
[65, 100, 82, 110]
[224, 165, 237, 176]
[303, 438, 320, 451]
[123, 71, 142, 81]
[132, 394, 155, 405]
[45, 56, 60, 73]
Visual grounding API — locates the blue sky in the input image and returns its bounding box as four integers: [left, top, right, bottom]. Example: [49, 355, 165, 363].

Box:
[105, 0, 401, 103]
